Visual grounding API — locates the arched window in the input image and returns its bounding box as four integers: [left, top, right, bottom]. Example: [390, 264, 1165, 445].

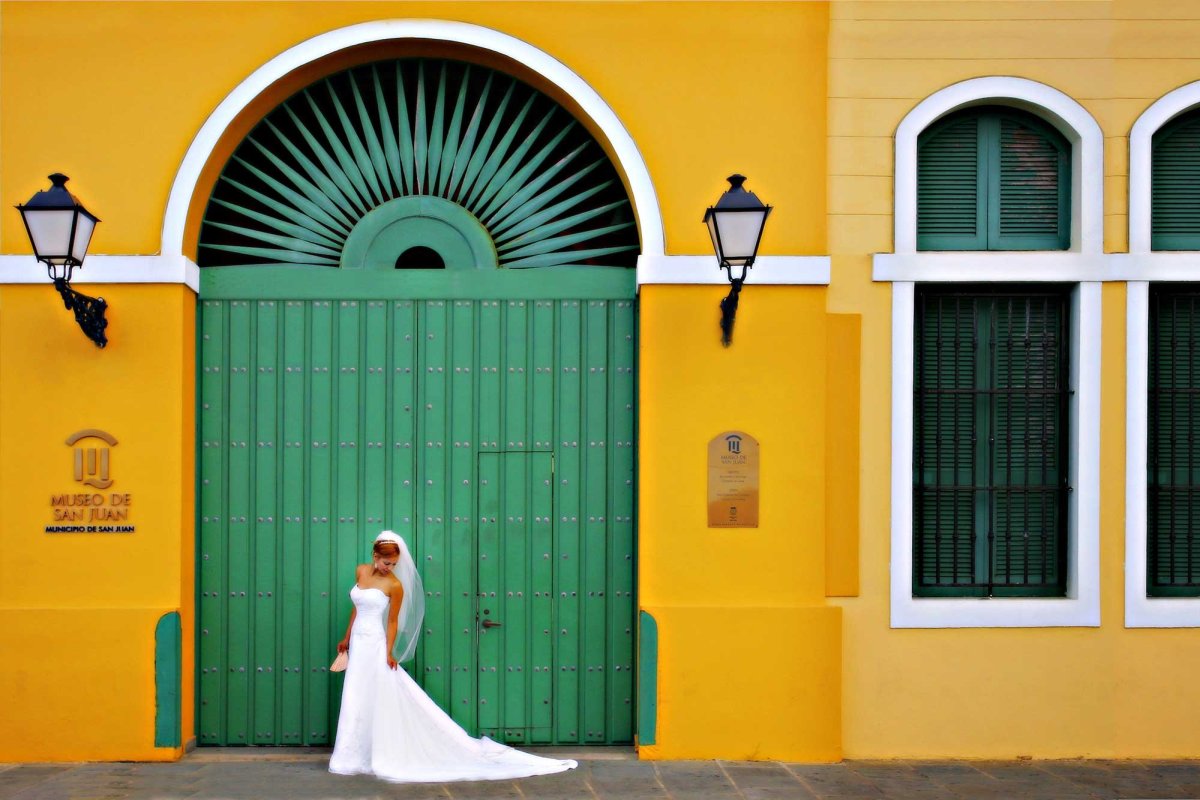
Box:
[884, 77, 1102, 628]
[912, 105, 1075, 599]
[1152, 110, 1200, 251]
[918, 106, 1070, 251]
[1145, 109, 1200, 599]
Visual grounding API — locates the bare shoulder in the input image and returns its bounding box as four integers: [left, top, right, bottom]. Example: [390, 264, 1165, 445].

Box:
[355, 563, 370, 580]
[387, 574, 404, 595]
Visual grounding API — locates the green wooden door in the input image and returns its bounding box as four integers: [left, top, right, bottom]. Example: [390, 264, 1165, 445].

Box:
[195, 54, 639, 749]
[197, 276, 636, 747]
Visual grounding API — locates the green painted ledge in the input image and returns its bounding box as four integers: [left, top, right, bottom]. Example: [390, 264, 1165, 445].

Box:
[155, 611, 181, 748]
[638, 610, 658, 746]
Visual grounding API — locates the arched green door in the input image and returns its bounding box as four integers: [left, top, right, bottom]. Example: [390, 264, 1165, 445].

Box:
[196, 58, 638, 747]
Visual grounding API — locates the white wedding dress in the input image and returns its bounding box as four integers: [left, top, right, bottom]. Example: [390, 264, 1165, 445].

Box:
[328, 584, 578, 782]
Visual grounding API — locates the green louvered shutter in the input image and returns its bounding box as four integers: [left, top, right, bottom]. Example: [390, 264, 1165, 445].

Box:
[1148, 285, 1200, 596]
[914, 286, 1069, 597]
[1152, 113, 1200, 250]
[917, 115, 987, 250]
[918, 108, 1069, 251]
[993, 115, 1070, 250]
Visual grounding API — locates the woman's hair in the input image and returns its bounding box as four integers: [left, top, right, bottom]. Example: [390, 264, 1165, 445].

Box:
[373, 540, 400, 558]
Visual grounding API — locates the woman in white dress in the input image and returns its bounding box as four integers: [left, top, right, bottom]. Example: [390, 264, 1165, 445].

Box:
[328, 530, 578, 783]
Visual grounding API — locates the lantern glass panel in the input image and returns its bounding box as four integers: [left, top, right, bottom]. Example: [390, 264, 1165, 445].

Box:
[712, 209, 767, 266]
[71, 214, 97, 265]
[23, 209, 76, 265]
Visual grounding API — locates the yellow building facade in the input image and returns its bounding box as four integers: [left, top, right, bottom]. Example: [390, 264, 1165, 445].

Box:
[2, 0, 1200, 763]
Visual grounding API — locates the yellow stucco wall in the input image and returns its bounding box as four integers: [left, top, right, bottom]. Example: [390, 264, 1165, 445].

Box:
[828, 0, 1200, 758]
[0, 1, 827, 259]
[639, 287, 842, 761]
[0, 0, 832, 762]
[0, 284, 195, 761]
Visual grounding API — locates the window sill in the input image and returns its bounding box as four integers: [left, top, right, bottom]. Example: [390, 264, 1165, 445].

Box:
[1126, 596, 1200, 628]
[891, 595, 1100, 628]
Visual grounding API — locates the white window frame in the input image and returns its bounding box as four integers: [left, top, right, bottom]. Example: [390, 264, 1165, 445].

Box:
[878, 77, 1103, 628]
[1125, 81, 1200, 627]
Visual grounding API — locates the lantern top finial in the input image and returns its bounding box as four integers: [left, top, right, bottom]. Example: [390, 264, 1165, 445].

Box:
[18, 173, 96, 217]
[710, 174, 767, 212]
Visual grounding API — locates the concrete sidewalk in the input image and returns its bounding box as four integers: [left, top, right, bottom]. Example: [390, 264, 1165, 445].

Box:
[4, 751, 1200, 800]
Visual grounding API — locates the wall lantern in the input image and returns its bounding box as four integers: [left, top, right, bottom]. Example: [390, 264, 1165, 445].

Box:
[703, 174, 771, 347]
[16, 173, 107, 348]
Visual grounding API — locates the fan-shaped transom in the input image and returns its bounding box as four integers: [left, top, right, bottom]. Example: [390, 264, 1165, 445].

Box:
[198, 58, 639, 270]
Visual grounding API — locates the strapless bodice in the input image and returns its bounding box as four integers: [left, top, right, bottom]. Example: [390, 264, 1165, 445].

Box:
[349, 585, 390, 640]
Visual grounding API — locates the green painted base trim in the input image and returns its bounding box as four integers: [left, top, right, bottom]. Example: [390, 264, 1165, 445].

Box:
[155, 611, 182, 748]
[200, 266, 635, 299]
[637, 610, 657, 746]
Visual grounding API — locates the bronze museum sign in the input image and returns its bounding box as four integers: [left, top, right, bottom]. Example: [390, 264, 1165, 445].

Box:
[707, 430, 759, 528]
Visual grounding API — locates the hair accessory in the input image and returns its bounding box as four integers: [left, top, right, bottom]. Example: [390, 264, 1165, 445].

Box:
[375, 530, 403, 545]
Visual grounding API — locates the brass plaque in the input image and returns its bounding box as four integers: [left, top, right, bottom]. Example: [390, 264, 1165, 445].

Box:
[707, 431, 759, 528]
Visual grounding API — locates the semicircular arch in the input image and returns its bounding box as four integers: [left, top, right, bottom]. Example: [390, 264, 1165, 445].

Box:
[163, 20, 663, 262]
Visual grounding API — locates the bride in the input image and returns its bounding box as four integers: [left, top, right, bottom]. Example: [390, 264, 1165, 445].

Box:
[328, 530, 577, 782]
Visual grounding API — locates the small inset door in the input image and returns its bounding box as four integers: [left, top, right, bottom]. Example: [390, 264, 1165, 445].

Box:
[477, 451, 554, 742]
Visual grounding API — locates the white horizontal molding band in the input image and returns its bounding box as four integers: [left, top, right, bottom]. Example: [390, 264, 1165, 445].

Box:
[873, 252, 1116, 282]
[875, 252, 1200, 282]
[637, 255, 831, 285]
[0, 255, 200, 293]
[1105, 253, 1200, 281]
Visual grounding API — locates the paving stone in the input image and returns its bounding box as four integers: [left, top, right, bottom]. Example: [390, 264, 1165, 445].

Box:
[847, 763, 920, 779]
[784, 765, 883, 796]
[739, 786, 819, 799]
[590, 761, 658, 778]
[443, 780, 523, 799]
[656, 760, 729, 783]
[0, 766, 70, 795]
[905, 762, 984, 777]
[588, 785, 665, 800]
[588, 778, 664, 790]
[724, 764, 804, 788]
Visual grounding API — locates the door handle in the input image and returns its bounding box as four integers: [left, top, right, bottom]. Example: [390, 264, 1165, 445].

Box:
[481, 619, 503, 629]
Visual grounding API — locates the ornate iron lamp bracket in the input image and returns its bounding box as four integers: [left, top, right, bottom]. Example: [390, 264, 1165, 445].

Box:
[53, 278, 109, 348]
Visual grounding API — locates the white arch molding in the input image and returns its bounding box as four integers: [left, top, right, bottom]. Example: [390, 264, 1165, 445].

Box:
[1129, 80, 1200, 255]
[892, 76, 1105, 258]
[1126, 81, 1200, 627]
[161, 19, 666, 261]
[882, 77, 1103, 628]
